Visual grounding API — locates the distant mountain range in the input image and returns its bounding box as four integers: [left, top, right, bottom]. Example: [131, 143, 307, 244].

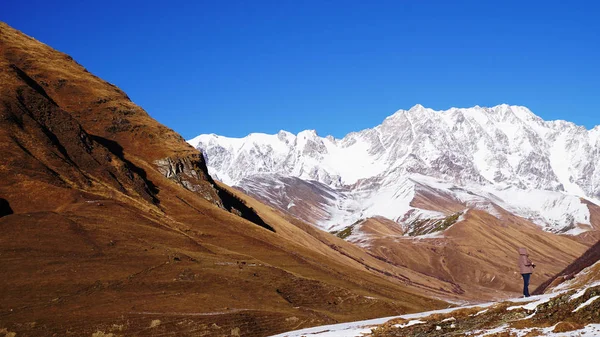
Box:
[190, 104, 600, 236]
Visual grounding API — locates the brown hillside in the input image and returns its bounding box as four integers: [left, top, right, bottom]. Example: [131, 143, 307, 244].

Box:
[533, 239, 600, 295]
[0, 22, 452, 337]
[351, 193, 592, 301]
[235, 166, 599, 303]
[218, 184, 471, 300]
[573, 199, 600, 244]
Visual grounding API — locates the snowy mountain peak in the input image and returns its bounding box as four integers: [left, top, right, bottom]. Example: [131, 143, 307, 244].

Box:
[408, 103, 427, 112]
[297, 129, 320, 141]
[190, 104, 600, 234]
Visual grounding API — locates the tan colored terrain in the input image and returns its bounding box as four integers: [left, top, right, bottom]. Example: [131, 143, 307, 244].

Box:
[236, 165, 598, 303]
[363, 208, 590, 301]
[0, 22, 456, 336]
[320, 188, 597, 302]
[534, 238, 600, 294]
[348, 188, 597, 301]
[372, 239, 600, 337]
[1, 20, 597, 337]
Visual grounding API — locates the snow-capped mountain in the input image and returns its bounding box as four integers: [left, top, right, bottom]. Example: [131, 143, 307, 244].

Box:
[189, 104, 600, 235]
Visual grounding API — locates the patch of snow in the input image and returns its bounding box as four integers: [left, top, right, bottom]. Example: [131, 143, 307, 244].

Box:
[573, 295, 600, 312]
[393, 320, 425, 328]
[270, 301, 497, 337]
[555, 324, 600, 337]
[272, 274, 600, 337]
[477, 186, 591, 233]
[270, 286, 599, 337]
[472, 138, 496, 183]
[571, 287, 589, 301]
[509, 323, 600, 337]
[414, 231, 446, 239]
[507, 295, 553, 311]
[472, 309, 488, 316]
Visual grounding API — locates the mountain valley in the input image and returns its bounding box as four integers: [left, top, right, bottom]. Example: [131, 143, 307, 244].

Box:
[1, 19, 599, 337]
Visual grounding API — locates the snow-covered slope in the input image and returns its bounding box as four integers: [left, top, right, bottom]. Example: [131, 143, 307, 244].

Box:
[271, 290, 600, 337]
[271, 237, 600, 337]
[189, 104, 600, 234]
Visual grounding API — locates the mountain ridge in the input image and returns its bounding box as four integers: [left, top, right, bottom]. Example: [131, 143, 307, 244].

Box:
[190, 104, 600, 235]
[189, 104, 599, 190]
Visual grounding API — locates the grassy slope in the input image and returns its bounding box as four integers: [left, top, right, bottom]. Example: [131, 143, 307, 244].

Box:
[362, 208, 590, 302]
[0, 22, 448, 337]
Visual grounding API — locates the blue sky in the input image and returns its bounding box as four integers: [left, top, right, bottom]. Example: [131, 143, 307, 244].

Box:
[2, 1, 599, 139]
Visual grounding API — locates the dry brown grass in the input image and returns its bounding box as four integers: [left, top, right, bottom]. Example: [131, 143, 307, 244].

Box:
[2, 20, 597, 337]
[362, 206, 591, 302]
[0, 21, 448, 337]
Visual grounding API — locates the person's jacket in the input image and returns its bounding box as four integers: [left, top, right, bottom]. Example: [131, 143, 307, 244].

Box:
[518, 247, 534, 274]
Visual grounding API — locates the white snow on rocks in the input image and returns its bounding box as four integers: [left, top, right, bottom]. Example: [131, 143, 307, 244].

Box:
[573, 296, 600, 312]
[270, 292, 598, 337]
[469, 324, 600, 337]
[507, 295, 553, 311]
[393, 320, 425, 328]
[190, 105, 600, 235]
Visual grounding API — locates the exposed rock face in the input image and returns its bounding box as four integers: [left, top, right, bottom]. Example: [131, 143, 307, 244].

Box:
[154, 154, 222, 205]
[236, 174, 342, 226]
[153, 154, 275, 232]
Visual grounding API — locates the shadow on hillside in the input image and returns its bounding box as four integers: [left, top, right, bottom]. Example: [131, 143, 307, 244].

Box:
[214, 185, 275, 233]
[0, 198, 14, 218]
[11, 64, 58, 106]
[90, 135, 160, 204]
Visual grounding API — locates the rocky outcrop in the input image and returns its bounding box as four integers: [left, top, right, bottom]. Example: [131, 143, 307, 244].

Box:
[154, 154, 275, 232]
[154, 154, 222, 206]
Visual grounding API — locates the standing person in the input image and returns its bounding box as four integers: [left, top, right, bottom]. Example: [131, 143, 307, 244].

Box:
[518, 247, 535, 297]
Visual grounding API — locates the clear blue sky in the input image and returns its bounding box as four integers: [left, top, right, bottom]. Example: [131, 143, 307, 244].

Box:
[2, 0, 599, 139]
